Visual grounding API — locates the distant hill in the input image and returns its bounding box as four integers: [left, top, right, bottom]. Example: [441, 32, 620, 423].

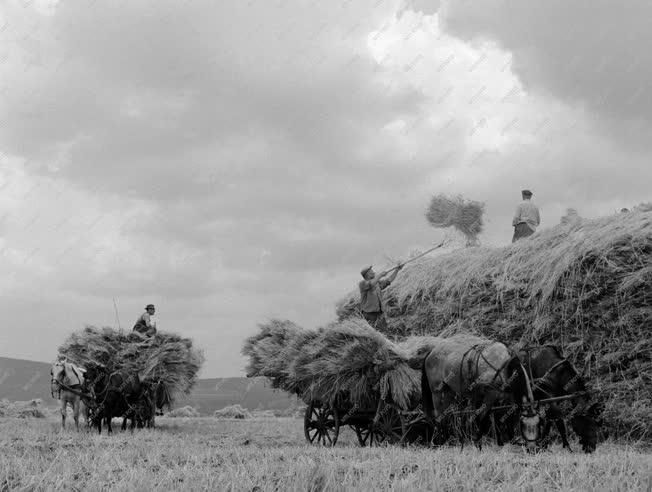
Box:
[0, 357, 296, 414]
[0, 357, 53, 402]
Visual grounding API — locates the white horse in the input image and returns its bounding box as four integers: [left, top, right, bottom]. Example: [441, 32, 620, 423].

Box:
[51, 360, 88, 430]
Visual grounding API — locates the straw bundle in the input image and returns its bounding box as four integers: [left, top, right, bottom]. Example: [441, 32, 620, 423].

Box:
[58, 326, 203, 402]
[242, 319, 436, 410]
[425, 194, 485, 244]
[336, 209, 652, 440]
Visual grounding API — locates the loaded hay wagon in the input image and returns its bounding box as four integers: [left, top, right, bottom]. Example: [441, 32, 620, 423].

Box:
[57, 326, 203, 431]
[243, 319, 443, 447]
[243, 319, 602, 450]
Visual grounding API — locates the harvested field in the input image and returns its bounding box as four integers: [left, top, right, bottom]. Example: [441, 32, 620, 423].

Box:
[0, 416, 650, 491]
[336, 210, 652, 440]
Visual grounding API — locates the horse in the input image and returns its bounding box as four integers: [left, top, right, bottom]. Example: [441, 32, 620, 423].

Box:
[50, 360, 88, 430]
[155, 381, 172, 417]
[421, 334, 541, 452]
[520, 345, 603, 453]
[121, 382, 159, 430]
[83, 367, 144, 434]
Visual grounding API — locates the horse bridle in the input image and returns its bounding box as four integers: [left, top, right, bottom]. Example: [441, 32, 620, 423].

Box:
[524, 346, 581, 399]
[50, 366, 62, 399]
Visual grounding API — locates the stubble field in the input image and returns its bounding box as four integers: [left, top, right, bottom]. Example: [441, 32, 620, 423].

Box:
[1, 416, 650, 491]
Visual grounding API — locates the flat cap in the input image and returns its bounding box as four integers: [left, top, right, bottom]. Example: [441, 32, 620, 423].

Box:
[360, 265, 373, 278]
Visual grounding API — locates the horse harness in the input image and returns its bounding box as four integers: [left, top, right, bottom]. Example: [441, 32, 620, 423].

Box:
[51, 362, 87, 400]
[459, 343, 519, 395]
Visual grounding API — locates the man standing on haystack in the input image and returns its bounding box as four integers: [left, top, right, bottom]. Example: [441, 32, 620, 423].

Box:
[133, 304, 157, 337]
[512, 189, 540, 242]
[359, 264, 402, 332]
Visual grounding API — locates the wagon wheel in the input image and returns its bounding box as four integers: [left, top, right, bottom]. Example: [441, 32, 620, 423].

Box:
[360, 405, 406, 446]
[304, 401, 340, 446]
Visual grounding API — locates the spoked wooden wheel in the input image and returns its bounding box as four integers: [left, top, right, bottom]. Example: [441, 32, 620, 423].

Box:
[304, 401, 340, 446]
[358, 406, 406, 446]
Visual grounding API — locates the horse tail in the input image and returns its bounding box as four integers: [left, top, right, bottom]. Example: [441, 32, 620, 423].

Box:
[421, 354, 434, 421]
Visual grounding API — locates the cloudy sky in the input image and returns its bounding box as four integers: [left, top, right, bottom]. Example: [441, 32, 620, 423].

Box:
[0, 0, 649, 376]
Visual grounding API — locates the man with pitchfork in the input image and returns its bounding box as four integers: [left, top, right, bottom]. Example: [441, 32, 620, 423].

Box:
[358, 264, 403, 332]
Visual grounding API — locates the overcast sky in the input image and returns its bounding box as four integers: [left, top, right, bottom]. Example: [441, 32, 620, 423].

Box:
[1, 0, 649, 377]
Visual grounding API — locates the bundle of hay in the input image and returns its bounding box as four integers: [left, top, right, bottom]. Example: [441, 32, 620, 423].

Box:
[336, 209, 652, 440]
[0, 399, 47, 419]
[58, 326, 203, 404]
[166, 405, 200, 418]
[243, 319, 438, 410]
[214, 404, 252, 420]
[425, 194, 485, 244]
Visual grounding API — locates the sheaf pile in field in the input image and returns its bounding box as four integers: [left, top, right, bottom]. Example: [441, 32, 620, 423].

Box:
[242, 319, 437, 410]
[0, 399, 47, 419]
[336, 209, 652, 440]
[58, 326, 204, 403]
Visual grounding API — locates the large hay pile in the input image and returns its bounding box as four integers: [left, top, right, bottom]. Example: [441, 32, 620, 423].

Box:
[336, 210, 652, 440]
[242, 319, 437, 410]
[58, 326, 204, 403]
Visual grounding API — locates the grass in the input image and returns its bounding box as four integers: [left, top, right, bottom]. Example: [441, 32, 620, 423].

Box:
[1, 416, 650, 491]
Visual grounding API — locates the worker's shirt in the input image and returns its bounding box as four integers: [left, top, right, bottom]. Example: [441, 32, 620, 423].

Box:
[359, 279, 391, 313]
[135, 312, 153, 328]
[512, 200, 541, 231]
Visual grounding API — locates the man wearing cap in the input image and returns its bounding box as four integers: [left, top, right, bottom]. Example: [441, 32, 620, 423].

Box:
[359, 264, 402, 331]
[133, 304, 157, 337]
[512, 189, 541, 242]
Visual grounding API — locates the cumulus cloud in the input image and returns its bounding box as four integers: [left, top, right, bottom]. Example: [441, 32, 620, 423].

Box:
[438, 0, 652, 146]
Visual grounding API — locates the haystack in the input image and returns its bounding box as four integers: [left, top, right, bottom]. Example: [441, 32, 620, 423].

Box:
[336, 209, 652, 440]
[58, 326, 203, 403]
[243, 319, 438, 410]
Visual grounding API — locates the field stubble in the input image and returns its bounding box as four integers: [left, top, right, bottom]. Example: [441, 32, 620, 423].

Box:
[0, 416, 650, 492]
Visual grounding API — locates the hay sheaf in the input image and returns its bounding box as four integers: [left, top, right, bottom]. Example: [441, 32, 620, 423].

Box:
[0, 399, 47, 419]
[243, 319, 438, 410]
[166, 405, 200, 418]
[337, 210, 652, 440]
[426, 194, 485, 244]
[214, 404, 252, 420]
[58, 326, 204, 403]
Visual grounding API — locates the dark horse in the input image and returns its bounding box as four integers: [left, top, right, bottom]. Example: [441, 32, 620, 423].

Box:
[84, 367, 144, 434]
[421, 334, 540, 452]
[520, 345, 603, 453]
[121, 381, 171, 430]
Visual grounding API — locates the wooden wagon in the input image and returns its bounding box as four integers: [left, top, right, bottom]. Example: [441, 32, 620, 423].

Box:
[303, 389, 591, 448]
[303, 394, 431, 447]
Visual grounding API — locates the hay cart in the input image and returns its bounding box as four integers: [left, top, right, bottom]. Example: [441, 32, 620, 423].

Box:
[304, 390, 592, 448]
[304, 394, 430, 447]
